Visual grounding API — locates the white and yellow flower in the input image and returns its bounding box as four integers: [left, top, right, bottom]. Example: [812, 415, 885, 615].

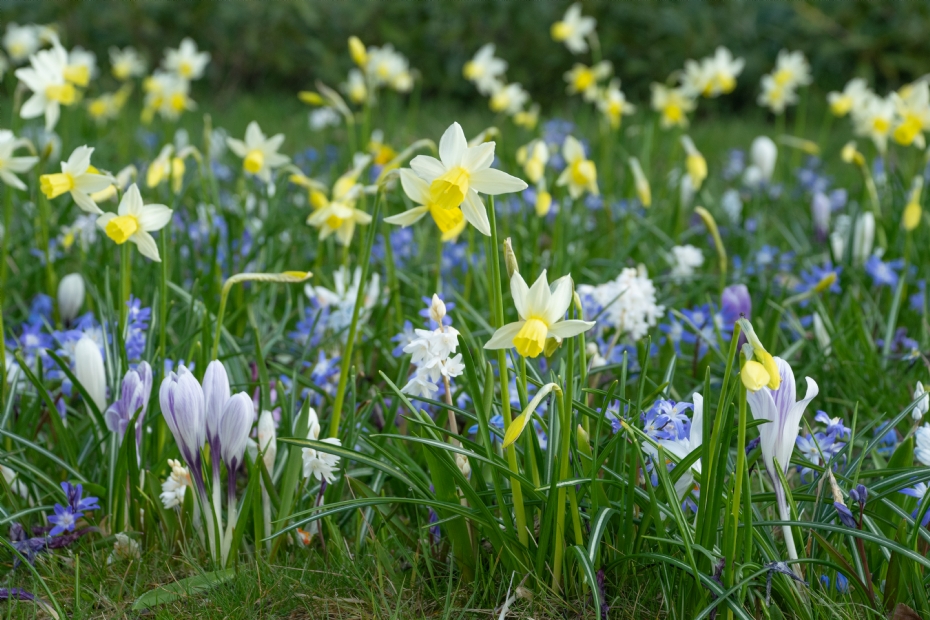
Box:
[342, 68, 367, 104]
[891, 81, 930, 149]
[757, 73, 797, 114]
[39, 145, 112, 214]
[628, 157, 651, 207]
[163, 37, 210, 80]
[64, 45, 96, 87]
[109, 46, 146, 81]
[651, 83, 695, 128]
[0, 130, 38, 191]
[464, 44, 507, 96]
[551, 3, 596, 54]
[226, 121, 290, 184]
[96, 183, 172, 262]
[680, 135, 707, 190]
[485, 270, 595, 358]
[3, 23, 40, 63]
[513, 103, 540, 129]
[852, 93, 896, 154]
[683, 47, 744, 98]
[827, 77, 870, 117]
[556, 135, 597, 199]
[408, 121, 527, 236]
[597, 79, 635, 128]
[771, 49, 811, 90]
[146, 144, 189, 194]
[15, 46, 74, 131]
[384, 169, 466, 242]
[489, 82, 530, 116]
[516, 140, 549, 185]
[142, 71, 194, 122]
[564, 61, 612, 102]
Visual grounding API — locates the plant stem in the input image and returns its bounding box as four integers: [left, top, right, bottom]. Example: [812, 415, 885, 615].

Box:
[551, 387, 570, 591]
[119, 242, 132, 333]
[159, 228, 168, 362]
[328, 191, 382, 437]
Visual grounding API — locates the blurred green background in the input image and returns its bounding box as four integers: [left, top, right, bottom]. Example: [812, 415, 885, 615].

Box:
[5, 0, 930, 109]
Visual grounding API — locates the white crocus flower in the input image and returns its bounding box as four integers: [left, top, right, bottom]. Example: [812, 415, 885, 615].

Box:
[39, 146, 112, 214]
[463, 44, 507, 95]
[226, 121, 290, 184]
[109, 46, 146, 80]
[15, 46, 74, 131]
[914, 382, 929, 422]
[746, 356, 819, 563]
[408, 121, 527, 236]
[556, 135, 598, 199]
[0, 130, 38, 190]
[484, 270, 595, 358]
[163, 37, 210, 80]
[551, 3, 596, 54]
[96, 183, 172, 262]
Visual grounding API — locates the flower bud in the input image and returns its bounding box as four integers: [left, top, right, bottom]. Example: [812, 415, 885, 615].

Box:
[852, 212, 874, 266]
[503, 237, 519, 278]
[159, 365, 205, 468]
[914, 381, 929, 421]
[429, 294, 446, 325]
[57, 273, 85, 324]
[749, 136, 777, 183]
[105, 361, 153, 444]
[219, 392, 253, 473]
[202, 360, 230, 454]
[258, 410, 277, 472]
[74, 335, 106, 412]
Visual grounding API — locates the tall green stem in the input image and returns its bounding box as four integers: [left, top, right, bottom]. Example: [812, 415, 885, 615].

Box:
[487, 196, 528, 547]
[159, 229, 169, 361]
[328, 192, 382, 437]
[551, 387, 570, 591]
[119, 242, 132, 332]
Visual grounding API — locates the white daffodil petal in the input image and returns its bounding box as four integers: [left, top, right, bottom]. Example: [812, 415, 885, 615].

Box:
[461, 190, 491, 236]
[438, 122, 467, 167]
[547, 319, 595, 340]
[137, 204, 173, 231]
[483, 321, 525, 350]
[469, 168, 528, 195]
[510, 273, 530, 319]
[545, 276, 574, 324]
[131, 230, 161, 262]
[409, 155, 445, 181]
[384, 206, 429, 227]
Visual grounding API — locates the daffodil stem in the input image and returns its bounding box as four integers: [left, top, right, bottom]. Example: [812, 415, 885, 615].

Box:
[211, 279, 234, 361]
[328, 191, 382, 438]
[487, 196, 528, 547]
[551, 388, 570, 592]
[119, 242, 131, 332]
[726, 382, 748, 589]
[159, 228, 168, 363]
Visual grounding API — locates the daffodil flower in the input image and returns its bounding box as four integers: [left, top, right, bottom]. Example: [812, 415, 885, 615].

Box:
[827, 78, 870, 117]
[408, 122, 527, 236]
[551, 3, 596, 54]
[163, 37, 210, 80]
[489, 82, 530, 116]
[651, 83, 695, 128]
[40, 146, 112, 214]
[146, 144, 190, 194]
[556, 135, 598, 199]
[0, 130, 38, 191]
[226, 121, 290, 184]
[564, 61, 612, 102]
[307, 196, 373, 246]
[385, 169, 466, 242]
[109, 46, 146, 81]
[853, 94, 895, 154]
[15, 46, 75, 131]
[463, 44, 507, 96]
[96, 183, 172, 262]
[484, 270, 595, 358]
[516, 140, 549, 185]
[746, 355, 819, 562]
[597, 79, 635, 128]
[680, 136, 707, 191]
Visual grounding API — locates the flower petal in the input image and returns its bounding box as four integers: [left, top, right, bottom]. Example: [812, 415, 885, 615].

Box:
[461, 141, 495, 172]
[119, 183, 144, 216]
[483, 321, 524, 350]
[384, 206, 429, 227]
[131, 230, 160, 261]
[71, 191, 103, 214]
[138, 204, 173, 232]
[438, 122, 466, 168]
[544, 275, 574, 324]
[546, 319, 595, 340]
[461, 190, 490, 236]
[399, 168, 430, 205]
[510, 272, 530, 319]
[524, 270, 552, 317]
[73, 173, 113, 194]
[469, 168, 528, 195]
[410, 155, 445, 181]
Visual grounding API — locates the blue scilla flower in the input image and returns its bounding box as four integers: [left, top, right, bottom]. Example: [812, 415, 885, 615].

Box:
[641, 399, 692, 442]
[900, 483, 930, 527]
[819, 573, 849, 593]
[910, 279, 926, 312]
[125, 296, 151, 361]
[796, 432, 843, 482]
[873, 422, 898, 457]
[877, 327, 920, 361]
[29, 294, 54, 323]
[814, 411, 852, 441]
[864, 254, 904, 289]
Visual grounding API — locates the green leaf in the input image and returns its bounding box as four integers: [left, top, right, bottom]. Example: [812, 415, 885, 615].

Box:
[570, 545, 602, 616]
[131, 569, 235, 610]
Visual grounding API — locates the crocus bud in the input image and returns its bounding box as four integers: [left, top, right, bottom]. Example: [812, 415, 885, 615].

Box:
[750, 136, 777, 183]
[219, 392, 253, 473]
[811, 192, 831, 242]
[105, 361, 153, 444]
[202, 360, 231, 455]
[74, 335, 106, 412]
[503, 237, 519, 278]
[257, 410, 277, 472]
[853, 211, 874, 265]
[721, 284, 751, 324]
[914, 381, 929, 421]
[159, 365, 205, 469]
[429, 294, 446, 325]
[57, 273, 85, 324]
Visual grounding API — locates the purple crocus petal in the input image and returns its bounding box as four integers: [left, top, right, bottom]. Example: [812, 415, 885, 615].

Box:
[721, 284, 751, 324]
[219, 392, 253, 473]
[202, 360, 231, 456]
[0, 588, 36, 602]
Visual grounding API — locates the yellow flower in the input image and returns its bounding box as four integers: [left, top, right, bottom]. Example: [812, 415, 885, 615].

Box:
[556, 135, 597, 199]
[827, 78, 870, 118]
[517, 140, 549, 185]
[903, 176, 923, 232]
[39, 145, 111, 214]
[564, 61, 611, 102]
[680, 135, 707, 191]
[96, 183, 172, 262]
[598, 79, 635, 129]
[651, 83, 695, 128]
[225, 121, 290, 183]
[484, 270, 594, 358]
[348, 36, 368, 67]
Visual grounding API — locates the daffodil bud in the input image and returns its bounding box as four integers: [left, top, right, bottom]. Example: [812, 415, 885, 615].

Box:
[74, 335, 106, 412]
[535, 190, 552, 217]
[202, 360, 230, 458]
[429, 294, 446, 324]
[503, 237, 519, 278]
[57, 273, 85, 323]
[348, 36, 367, 67]
[258, 410, 277, 472]
[750, 136, 777, 183]
[159, 365, 206, 470]
[219, 392, 253, 473]
[544, 337, 561, 358]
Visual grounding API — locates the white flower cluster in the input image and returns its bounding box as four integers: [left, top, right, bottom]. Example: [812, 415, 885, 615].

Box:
[578, 266, 664, 342]
[301, 407, 342, 484]
[401, 295, 465, 399]
[107, 532, 141, 564]
[160, 458, 191, 509]
[668, 245, 704, 283]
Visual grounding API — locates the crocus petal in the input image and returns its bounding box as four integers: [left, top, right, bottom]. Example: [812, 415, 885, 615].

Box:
[483, 321, 525, 350]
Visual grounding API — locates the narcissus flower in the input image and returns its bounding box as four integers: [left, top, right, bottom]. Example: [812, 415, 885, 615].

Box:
[556, 135, 598, 199]
[516, 140, 549, 185]
[385, 169, 466, 242]
[109, 46, 146, 80]
[3, 23, 40, 63]
[827, 78, 870, 117]
[342, 68, 367, 104]
[683, 47, 744, 98]
[163, 37, 210, 80]
[226, 121, 290, 184]
[96, 183, 173, 262]
[485, 270, 595, 358]
[146, 144, 190, 194]
[489, 82, 530, 116]
[15, 46, 75, 131]
[409, 121, 526, 236]
[0, 130, 38, 191]
[40, 146, 112, 214]
[651, 83, 695, 128]
[564, 61, 612, 102]
[598, 79, 635, 129]
[891, 81, 930, 149]
[551, 3, 596, 54]
[680, 135, 707, 190]
[464, 44, 507, 96]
